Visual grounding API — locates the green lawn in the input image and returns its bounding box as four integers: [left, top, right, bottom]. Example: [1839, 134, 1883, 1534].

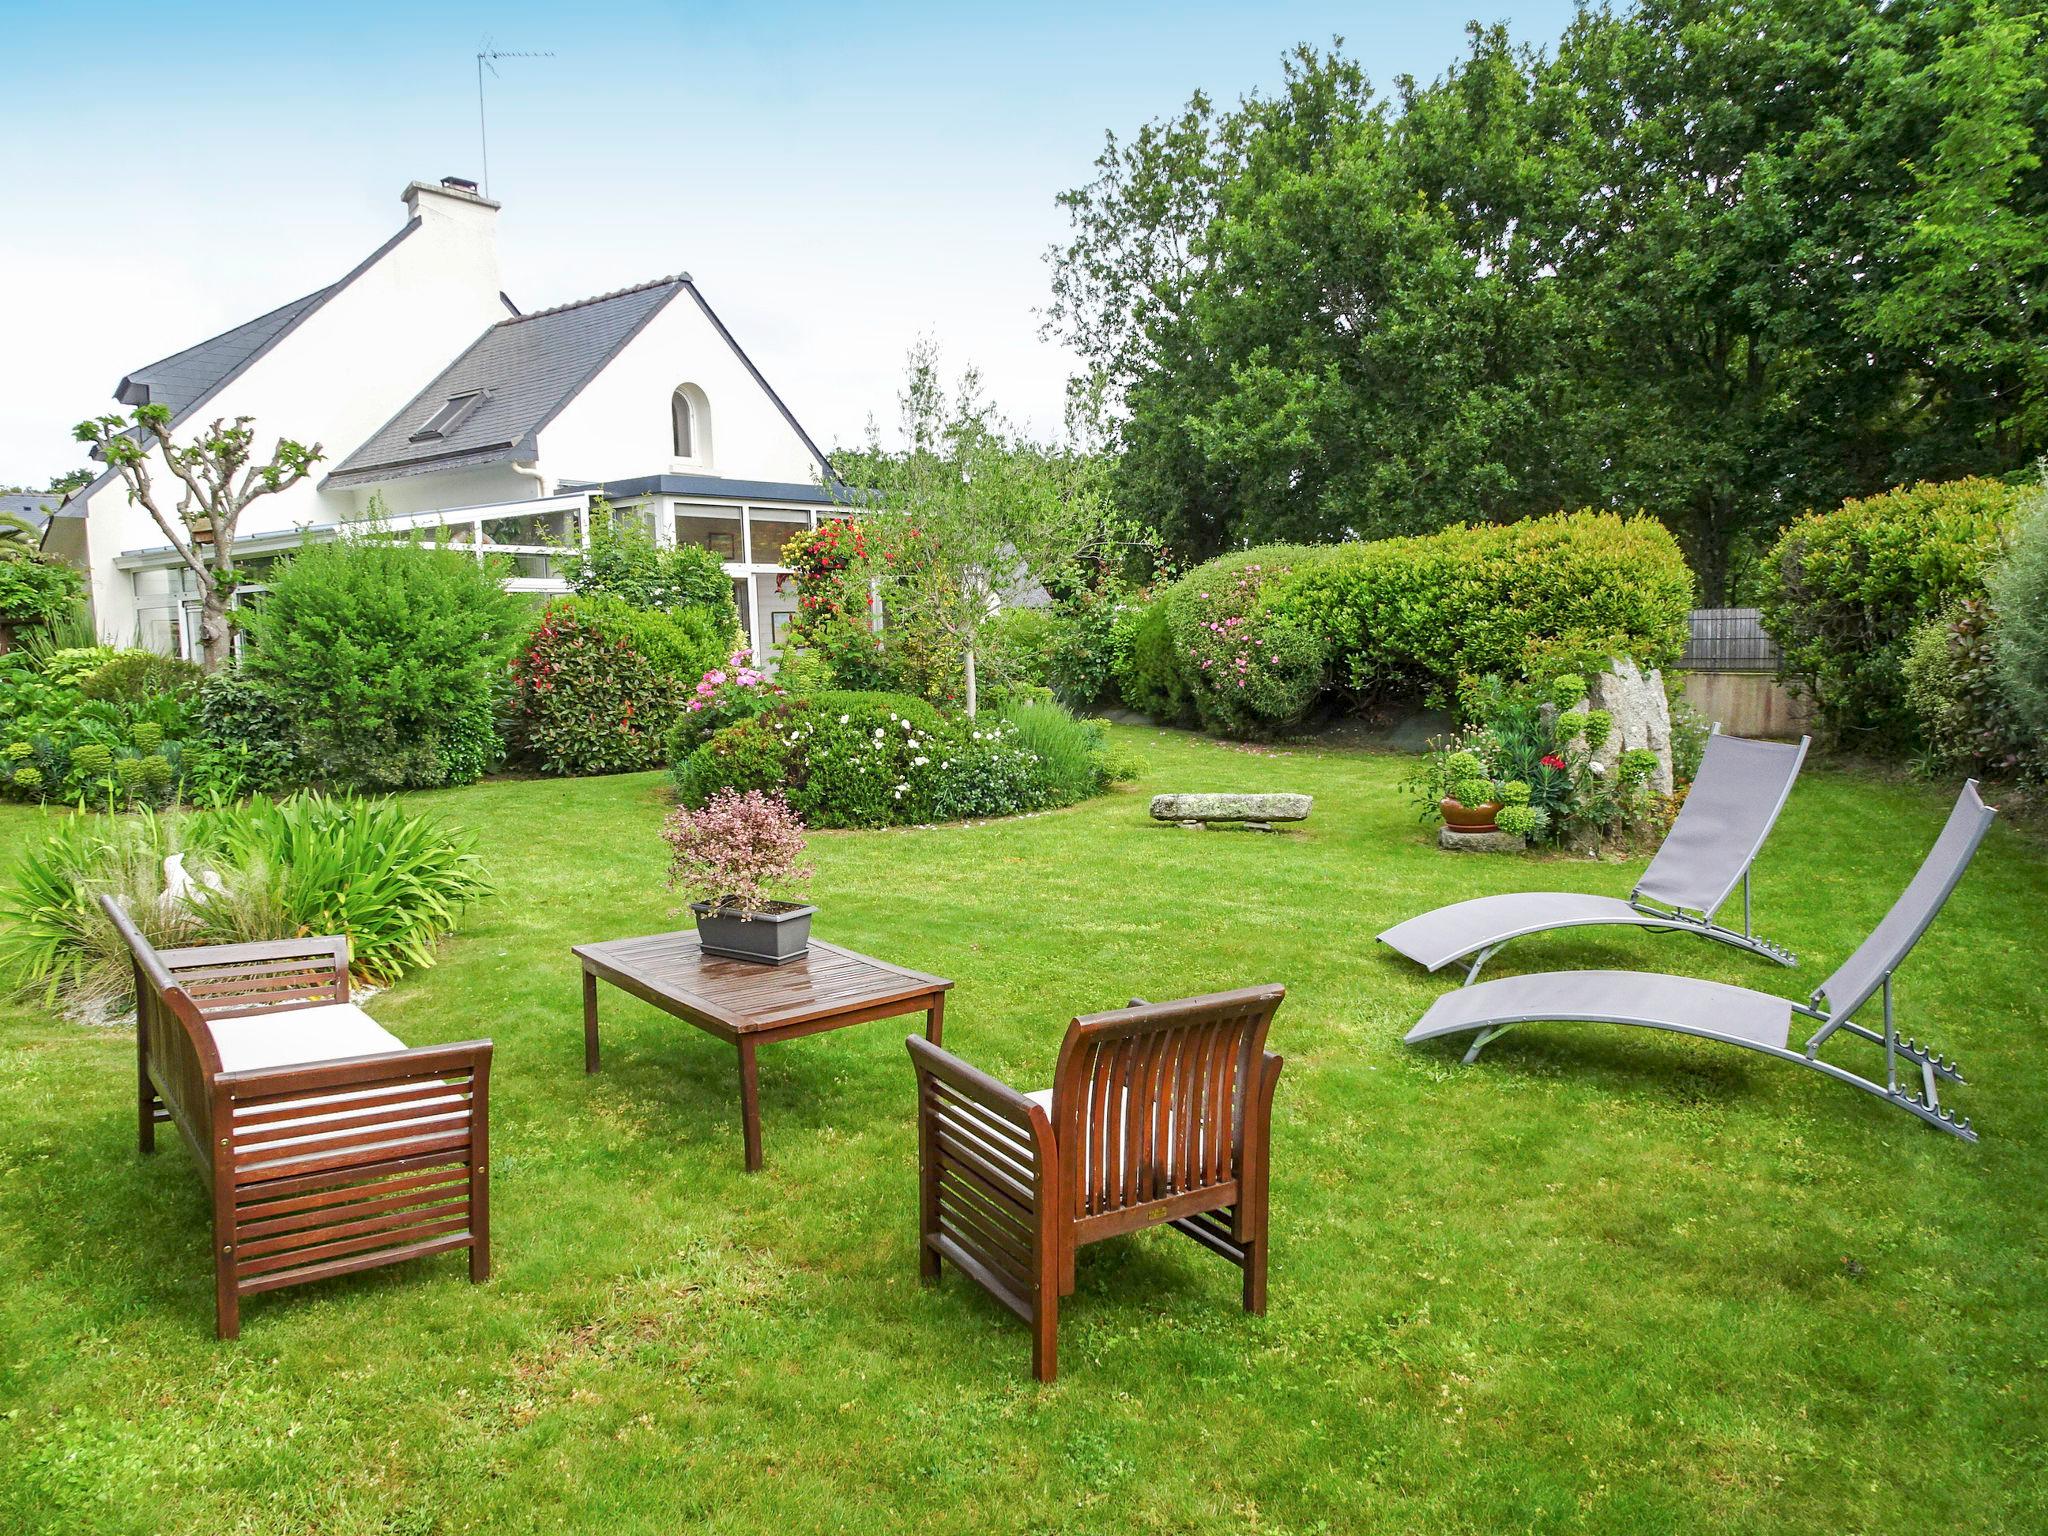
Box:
[2, 725, 2044, 1534]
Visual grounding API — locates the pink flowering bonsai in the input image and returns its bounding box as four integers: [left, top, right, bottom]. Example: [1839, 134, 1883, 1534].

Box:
[663, 789, 814, 917]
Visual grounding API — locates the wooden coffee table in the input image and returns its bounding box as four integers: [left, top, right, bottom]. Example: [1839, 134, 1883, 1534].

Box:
[574, 930, 952, 1172]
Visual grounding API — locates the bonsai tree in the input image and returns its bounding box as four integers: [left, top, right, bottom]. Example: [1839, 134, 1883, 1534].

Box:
[74, 406, 322, 671]
[662, 788, 813, 916]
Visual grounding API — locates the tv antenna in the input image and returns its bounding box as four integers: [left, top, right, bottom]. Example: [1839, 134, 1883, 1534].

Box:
[476, 40, 554, 198]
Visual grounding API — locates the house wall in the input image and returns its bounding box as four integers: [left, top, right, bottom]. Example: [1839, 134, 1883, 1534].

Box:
[535, 289, 823, 490]
[79, 183, 506, 643]
[344, 464, 539, 517]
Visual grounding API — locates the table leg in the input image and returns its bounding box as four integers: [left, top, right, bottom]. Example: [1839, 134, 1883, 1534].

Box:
[582, 968, 600, 1074]
[737, 1038, 763, 1173]
[925, 990, 945, 1045]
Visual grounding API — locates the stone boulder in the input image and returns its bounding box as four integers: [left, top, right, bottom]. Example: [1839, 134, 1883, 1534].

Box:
[1585, 658, 1674, 795]
[1150, 793, 1312, 831]
[1438, 827, 1527, 854]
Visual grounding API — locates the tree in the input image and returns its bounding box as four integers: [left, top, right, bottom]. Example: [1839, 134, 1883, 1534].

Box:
[840, 341, 1111, 717]
[73, 406, 322, 670]
[1045, 5, 2048, 597]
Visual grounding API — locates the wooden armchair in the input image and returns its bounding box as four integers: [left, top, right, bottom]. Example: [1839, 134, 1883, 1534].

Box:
[906, 984, 1285, 1381]
[103, 896, 491, 1339]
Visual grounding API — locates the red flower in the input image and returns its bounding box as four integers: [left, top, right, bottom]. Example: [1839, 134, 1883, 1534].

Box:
[1541, 753, 1567, 772]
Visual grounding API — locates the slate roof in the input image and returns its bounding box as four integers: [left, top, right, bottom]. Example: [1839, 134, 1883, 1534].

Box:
[323, 277, 689, 488]
[115, 288, 332, 419]
[1, 492, 59, 532]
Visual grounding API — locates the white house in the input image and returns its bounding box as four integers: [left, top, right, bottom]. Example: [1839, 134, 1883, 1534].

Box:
[46, 176, 845, 659]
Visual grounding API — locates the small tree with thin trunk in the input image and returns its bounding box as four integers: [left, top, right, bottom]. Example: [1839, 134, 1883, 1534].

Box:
[73, 405, 322, 671]
[841, 341, 1107, 718]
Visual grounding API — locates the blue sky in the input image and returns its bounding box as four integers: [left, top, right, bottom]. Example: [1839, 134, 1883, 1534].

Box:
[0, 0, 1582, 485]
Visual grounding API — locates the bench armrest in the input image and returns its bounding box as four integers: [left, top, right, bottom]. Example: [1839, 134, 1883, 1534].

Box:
[906, 1035, 1057, 1328]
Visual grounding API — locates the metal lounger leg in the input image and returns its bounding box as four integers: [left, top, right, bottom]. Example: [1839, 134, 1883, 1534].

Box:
[1462, 1024, 1512, 1065]
[1461, 943, 1507, 986]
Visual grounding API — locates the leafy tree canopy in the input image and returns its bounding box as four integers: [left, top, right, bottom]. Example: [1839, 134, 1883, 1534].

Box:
[1046, 2, 2048, 597]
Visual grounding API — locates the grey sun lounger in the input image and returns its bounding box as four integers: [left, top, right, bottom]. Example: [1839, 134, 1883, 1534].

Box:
[1404, 781, 1997, 1140]
[1380, 732, 1809, 982]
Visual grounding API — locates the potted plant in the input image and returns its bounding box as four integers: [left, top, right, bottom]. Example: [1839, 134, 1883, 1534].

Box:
[1438, 749, 1505, 832]
[662, 788, 817, 964]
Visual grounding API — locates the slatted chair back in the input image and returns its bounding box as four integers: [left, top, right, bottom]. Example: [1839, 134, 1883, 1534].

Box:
[1049, 984, 1285, 1232]
[155, 934, 352, 1017]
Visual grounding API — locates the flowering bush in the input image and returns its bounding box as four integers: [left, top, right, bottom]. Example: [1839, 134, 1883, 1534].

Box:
[510, 597, 727, 775]
[671, 691, 1119, 828]
[662, 789, 813, 913]
[668, 648, 788, 758]
[1162, 550, 1327, 736]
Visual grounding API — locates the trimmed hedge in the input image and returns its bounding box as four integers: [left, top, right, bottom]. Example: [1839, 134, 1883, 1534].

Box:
[1761, 478, 2023, 749]
[1118, 512, 1694, 735]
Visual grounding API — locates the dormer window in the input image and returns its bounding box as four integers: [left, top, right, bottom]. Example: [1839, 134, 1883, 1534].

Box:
[410, 390, 486, 443]
[671, 384, 710, 465]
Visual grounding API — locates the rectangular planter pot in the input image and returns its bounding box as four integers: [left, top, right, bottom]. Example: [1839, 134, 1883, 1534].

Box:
[690, 902, 816, 965]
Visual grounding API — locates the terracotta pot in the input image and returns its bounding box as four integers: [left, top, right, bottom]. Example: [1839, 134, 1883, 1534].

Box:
[1440, 796, 1503, 833]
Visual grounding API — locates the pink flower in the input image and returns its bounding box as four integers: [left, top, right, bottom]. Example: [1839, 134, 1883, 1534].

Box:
[704, 670, 727, 687]
[697, 680, 717, 697]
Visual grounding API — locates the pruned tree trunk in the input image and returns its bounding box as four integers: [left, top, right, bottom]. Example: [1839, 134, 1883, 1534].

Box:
[963, 646, 979, 720]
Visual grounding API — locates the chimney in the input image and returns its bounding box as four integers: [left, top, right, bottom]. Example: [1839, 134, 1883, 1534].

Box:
[402, 176, 501, 229]
[398, 176, 501, 298]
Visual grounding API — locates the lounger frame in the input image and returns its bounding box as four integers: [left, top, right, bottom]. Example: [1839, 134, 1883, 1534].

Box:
[1383, 732, 1809, 983]
[1412, 782, 1995, 1142]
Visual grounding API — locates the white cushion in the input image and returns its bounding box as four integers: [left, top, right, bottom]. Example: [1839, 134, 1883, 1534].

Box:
[205, 1002, 408, 1074]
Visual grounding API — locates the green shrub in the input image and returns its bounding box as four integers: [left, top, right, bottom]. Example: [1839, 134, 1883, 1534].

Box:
[1119, 513, 1692, 734]
[1989, 487, 2048, 745]
[1272, 512, 1693, 713]
[0, 651, 202, 808]
[0, 793, 489, 1011]
[192, 671, 298, 793]
[1110, 599, 1193, 722]
[1903, 601, 2036, 778]
[672, 692, 1118, 827]
[77, 651, 204, 705]
[0, 549, 82, 631]
[560, 497, 739, 617]
[241, 536, 526, 789]
[512, 596, 729, 776]
[983, 587, 1127, 709]
[1001, 700, 1108, 803]
[1760, 477, 2022, 750]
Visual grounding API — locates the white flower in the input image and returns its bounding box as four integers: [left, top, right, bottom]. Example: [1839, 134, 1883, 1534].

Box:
[912, 756, 929, 767]
[839, 714, 850, 724]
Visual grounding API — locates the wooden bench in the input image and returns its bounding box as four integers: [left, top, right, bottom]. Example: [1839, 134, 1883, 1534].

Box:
[103, 896, 492, 1339]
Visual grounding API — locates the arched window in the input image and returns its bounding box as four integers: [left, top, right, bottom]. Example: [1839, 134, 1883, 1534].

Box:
[672, 390, 694, 457]
[671, 384, 710, 464]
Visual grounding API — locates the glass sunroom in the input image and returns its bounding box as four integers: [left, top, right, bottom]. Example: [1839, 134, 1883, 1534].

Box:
[111, 475, 852, 667]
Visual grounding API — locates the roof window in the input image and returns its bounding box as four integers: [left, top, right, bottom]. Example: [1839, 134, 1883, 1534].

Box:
[410, 390, 486, 442]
